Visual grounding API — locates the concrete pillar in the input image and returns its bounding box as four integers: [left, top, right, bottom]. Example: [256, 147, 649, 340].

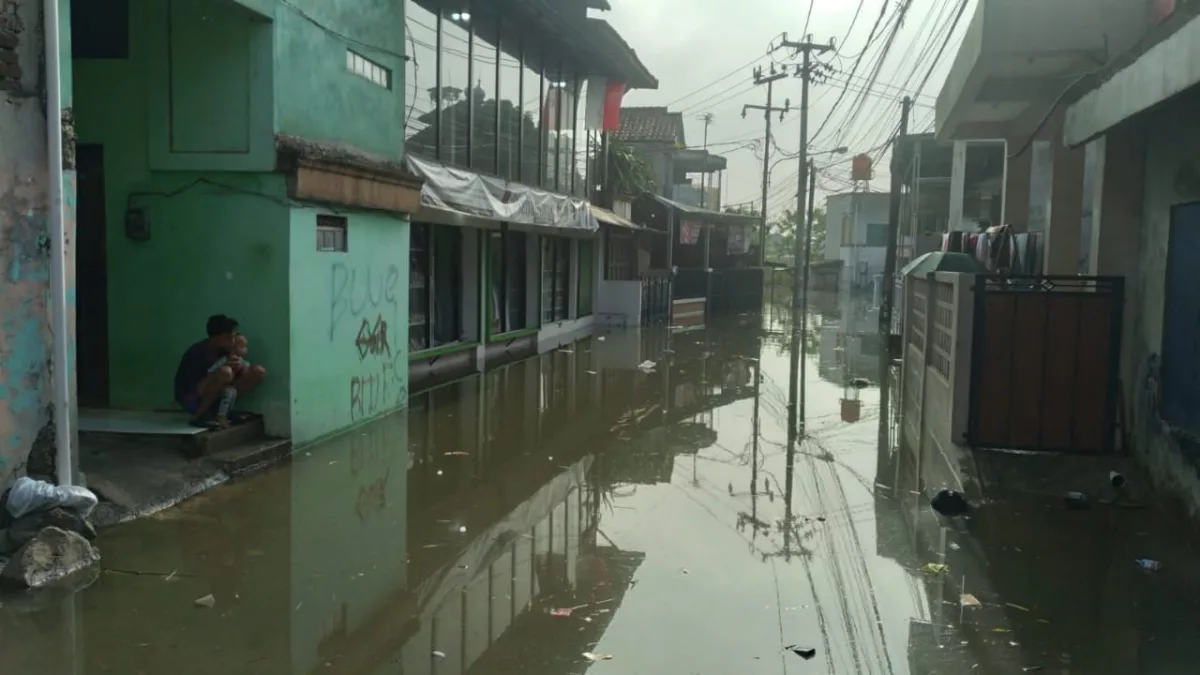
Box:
[948, 140, 967, 230]
[1090, 125, 1145, 397]
[1003, 140, 1032, 229]
[1043, 139, 1085, 275]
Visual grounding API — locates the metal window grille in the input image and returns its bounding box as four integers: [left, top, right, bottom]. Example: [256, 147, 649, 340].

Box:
[316, 215, 348, 252]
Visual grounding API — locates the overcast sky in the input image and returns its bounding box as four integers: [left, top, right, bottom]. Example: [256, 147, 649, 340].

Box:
[602, 0, 975, 217]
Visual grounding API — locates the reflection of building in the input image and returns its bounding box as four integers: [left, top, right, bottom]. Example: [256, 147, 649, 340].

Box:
[817, 302, 880, 386]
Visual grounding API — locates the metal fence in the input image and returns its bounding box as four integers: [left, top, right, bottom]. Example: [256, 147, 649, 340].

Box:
[967, 275, 1124, 454]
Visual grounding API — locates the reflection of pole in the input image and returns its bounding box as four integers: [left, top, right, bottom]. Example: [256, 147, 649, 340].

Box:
[798, 161, 816, 434]
[878, 97, 911, 473]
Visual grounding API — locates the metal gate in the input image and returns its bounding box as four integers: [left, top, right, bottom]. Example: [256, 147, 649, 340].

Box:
[967, 275, 1124, 453]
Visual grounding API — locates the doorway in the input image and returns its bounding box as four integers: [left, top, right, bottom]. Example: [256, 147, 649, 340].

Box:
[76, 144, 110, 407]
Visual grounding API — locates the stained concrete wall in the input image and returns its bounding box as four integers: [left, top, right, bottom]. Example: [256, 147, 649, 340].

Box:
[0, 0, 75, 486]
[1127, 87, 1200, 517]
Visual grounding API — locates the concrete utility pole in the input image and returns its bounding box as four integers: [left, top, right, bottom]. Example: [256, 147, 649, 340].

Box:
[799, 160, 816, 430]
[743, 66, 789, 264]
[779, 33, 833, 438]
[696, 112, 714, 209]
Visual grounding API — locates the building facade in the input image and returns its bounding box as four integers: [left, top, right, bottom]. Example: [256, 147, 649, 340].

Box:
[400, 0, 657, 390]
[824, 192, 892, 292]
[934, 0, 1200, 515]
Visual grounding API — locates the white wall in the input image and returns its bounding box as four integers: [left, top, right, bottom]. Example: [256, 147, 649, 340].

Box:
[825, 193, 892, 287]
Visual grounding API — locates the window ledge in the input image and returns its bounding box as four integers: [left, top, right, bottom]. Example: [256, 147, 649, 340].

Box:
[489, 327, 539, 341]
[409, 341, 479, 361]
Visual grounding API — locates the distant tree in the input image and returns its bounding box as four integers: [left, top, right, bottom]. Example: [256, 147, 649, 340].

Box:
[767, 205, 826, 263]
[608, 142, 657, 197]
[723, 203, 760, 216]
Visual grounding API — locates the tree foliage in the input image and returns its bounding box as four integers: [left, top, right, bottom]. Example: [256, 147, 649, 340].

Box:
[608, 143, 657, 197]
[766, 205, 826, 263]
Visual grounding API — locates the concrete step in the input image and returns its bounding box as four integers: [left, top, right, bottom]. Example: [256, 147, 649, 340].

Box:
[203, 437, 293, 479]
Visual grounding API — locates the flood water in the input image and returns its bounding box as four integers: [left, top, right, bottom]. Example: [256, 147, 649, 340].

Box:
[4, 295, 1200, 674]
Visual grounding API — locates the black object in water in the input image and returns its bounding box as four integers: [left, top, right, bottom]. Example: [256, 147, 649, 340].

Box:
[930, 489, 970, 517]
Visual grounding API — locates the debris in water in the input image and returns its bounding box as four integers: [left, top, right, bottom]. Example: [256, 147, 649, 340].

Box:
[1022, 667, 1045, 672]
[931, 489, 970, 517]
[583, 652, 613, 662]
[680, 567, 690, 575]
[960, 593, 982, 608]
[849, 377, 870, 389]
[921, 563, 950, 575]
[1064, 492, 1090, 509]
[992, 627, 1010, 633]
[444, 451, 470, 456]
[194, 594, 216, 609]
[597, 336, 606, 341]
[949, 542, 961, 551]
[433, 651, 446, 660]
[559, 348, 574, 354]
[586, 370, 597, 375]
[550, 607, 573, 617]
[637, 360, 657, 372]
[784, 646, 817, 660]
[1006, 602, 1030, 612]
[164, 569, 178, 582]
[1136, 558, 1162, 571]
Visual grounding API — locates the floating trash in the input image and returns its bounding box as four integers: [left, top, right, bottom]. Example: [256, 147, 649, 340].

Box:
[784, 646, 817, 660]
[583, 652, 613, 662]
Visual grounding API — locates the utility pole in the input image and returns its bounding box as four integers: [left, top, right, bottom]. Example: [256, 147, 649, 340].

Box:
[877, 96, 912, 465]
[743, 65, 789, 264]
[779, 33, 833, 438]
[696, 112, 714, 209]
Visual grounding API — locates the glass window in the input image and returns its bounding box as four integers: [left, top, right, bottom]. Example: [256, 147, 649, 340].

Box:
[404, 0, 439, 158]
[520, 39, 543, 185]
[571, 77, 586, 197]
[578, 239, 594, 316]
[543, 58, 566, 191]
[541, 236, 571, 323]
[470, 12, 498, 174]
[490, 229, 528, 334]
[865, 222, 888, 247]
[409, 224, 431, 351]
[432, 226, 463, 346]
[440, 6, 470, 168]
[497, 21, 521, 182]
[410, 223, 465, 352]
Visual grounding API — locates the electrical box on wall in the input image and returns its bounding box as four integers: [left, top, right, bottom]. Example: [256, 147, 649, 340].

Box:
[125, 206, 150, 241]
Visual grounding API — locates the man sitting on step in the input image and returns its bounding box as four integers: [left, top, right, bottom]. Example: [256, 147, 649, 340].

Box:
[173, 314, 266, 429]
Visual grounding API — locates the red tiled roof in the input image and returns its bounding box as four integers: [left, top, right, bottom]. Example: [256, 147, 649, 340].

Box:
[614, 106, 684, 144]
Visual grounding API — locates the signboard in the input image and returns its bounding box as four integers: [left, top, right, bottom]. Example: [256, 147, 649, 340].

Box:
[680, 220, 701, 244]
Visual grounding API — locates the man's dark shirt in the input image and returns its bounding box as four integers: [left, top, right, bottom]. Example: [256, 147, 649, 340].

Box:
[174, 340, 218, 403]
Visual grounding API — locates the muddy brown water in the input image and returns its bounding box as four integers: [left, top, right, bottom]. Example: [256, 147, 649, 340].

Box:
[3, 302, 1199, 674]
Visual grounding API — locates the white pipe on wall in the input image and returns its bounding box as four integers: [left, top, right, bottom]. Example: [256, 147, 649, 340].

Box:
[44, 0, 74, 486]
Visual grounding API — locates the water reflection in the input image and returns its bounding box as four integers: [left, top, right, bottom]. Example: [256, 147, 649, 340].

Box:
[7, 307, 1200, 674]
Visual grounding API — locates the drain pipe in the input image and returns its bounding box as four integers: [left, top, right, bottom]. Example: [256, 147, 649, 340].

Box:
[44, 0, 74, 486]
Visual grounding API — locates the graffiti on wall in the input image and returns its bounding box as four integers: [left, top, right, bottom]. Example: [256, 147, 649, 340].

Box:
[354, 315, 390, 360]
[328, 262, 406, 423]
[328, 262, 399, 341]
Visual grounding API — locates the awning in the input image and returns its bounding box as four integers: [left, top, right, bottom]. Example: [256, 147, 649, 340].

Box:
[404, 154, 598, 233]
[590, 204, 642, 230]
[652, 195, 762, 226]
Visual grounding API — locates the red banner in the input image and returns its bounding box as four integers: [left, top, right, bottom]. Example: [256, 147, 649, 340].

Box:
[602, 81, 626, 131]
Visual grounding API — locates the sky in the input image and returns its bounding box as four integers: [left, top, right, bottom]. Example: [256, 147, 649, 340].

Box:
[600, 0, 976, 218]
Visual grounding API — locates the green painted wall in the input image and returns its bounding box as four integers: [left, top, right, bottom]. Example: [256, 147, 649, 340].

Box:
[73, 0, 292, 433]
[288, 209, 409, 445]
[274, 0, 406, 160]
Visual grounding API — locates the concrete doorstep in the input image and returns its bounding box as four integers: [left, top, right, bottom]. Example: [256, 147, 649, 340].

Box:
[81, 434, 292, 527]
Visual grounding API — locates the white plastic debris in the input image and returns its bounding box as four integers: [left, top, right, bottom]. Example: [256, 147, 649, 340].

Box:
[637, 360, 657, 373]
[7, 476, 98, 519]
[194, 594, 216, 608]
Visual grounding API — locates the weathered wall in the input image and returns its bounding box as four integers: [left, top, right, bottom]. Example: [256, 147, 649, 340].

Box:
[274, 0, 407, 160]
[288, 208, 409, 446]
[1128, 87, 1200, 516]
[1, 0, 76, 485]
